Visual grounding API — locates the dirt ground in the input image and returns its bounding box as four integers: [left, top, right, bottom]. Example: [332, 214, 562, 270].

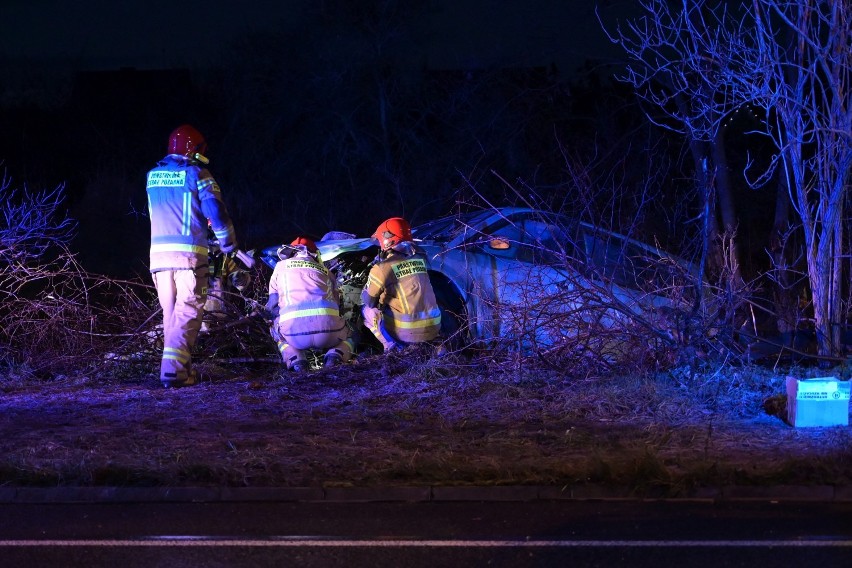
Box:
[1, 348, 850, 494]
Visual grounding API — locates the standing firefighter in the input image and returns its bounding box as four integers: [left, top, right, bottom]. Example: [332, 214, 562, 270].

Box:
[146, 124, 239, 388]
[265, 237, 353, 372]
[362, 217, 441, 351]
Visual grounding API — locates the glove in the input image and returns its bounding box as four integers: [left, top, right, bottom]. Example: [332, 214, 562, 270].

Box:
[263, 306, 279, 321]
[250, 305, 277, 321]
[262, 294, 280, 321]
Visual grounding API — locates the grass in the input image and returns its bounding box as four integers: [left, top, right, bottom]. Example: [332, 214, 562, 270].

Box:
[1, 346, 850, 495]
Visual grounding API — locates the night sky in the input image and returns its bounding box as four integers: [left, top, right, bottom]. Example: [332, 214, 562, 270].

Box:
[1, 0, 633, 72]
[1, 0, 668, 278]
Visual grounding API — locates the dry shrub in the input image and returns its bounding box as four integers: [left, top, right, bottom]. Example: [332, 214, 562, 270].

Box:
[0, 174, 272, 377]
[0, 177, 110, 374]
[1, 259, 281, 379]
[0, 248, 160, 375]
[457, 210, 699, 377]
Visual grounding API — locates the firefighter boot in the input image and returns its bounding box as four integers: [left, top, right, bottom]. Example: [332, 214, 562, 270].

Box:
[324, 352, 343, 368]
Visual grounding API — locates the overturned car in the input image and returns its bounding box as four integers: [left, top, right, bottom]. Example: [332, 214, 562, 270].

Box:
[261, 207, 702, 360]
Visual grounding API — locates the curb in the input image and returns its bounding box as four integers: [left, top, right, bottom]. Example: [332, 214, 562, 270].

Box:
[0, 485, 849, 504]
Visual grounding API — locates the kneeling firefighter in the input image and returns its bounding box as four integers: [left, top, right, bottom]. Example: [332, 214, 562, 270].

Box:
[361, 217, 441, 351]
[265, 237, 354, 371]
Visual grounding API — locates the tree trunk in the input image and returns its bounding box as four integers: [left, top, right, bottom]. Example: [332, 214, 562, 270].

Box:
[769, 172, 798, 336]
[712, 125, 743, 286]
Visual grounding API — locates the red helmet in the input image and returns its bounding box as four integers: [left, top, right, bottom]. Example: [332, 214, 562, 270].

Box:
[373, 217, 412, 251]
[168, 124, 208, 160]
[290, 236, 318, 253]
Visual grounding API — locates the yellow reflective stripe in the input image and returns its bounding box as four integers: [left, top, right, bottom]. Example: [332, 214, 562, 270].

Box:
[368, 273, 383, 288]
[151, 243, 208, 255]
[389, 315, 442, 329]
[398, 286, 411, 313]
[163, 347, 190, 363]
[278, 307, 339, 321]
[182, 192, 192, 235]
[198, 177, 222, 197]
[212, 222, 235, 241]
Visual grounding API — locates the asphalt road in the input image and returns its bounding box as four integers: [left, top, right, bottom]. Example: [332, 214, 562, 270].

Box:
[1, 498, 851, 567]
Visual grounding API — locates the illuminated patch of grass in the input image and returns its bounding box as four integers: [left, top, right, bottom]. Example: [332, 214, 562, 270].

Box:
[1, 355, 850, 489]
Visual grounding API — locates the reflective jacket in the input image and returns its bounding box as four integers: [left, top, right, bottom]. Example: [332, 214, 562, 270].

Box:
[269, 251, 345, 337]
[146, 155, 237, 272]
[362, 243, 441, 342]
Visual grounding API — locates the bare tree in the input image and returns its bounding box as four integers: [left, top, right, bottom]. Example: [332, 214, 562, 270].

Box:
[0, 172, 75, 265]
[740, 0, 852, 357]
[601, 0, 748, 286]
[604, 0, 851, 358]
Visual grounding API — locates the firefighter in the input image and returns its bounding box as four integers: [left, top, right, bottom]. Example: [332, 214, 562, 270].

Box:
[361, 217, 441, 352]
[146, 124, 239, 388]
[265, 237, 354, 372]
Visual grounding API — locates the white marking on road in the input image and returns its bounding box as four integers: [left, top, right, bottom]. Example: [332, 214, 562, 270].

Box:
[1, 538, 851, 548]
